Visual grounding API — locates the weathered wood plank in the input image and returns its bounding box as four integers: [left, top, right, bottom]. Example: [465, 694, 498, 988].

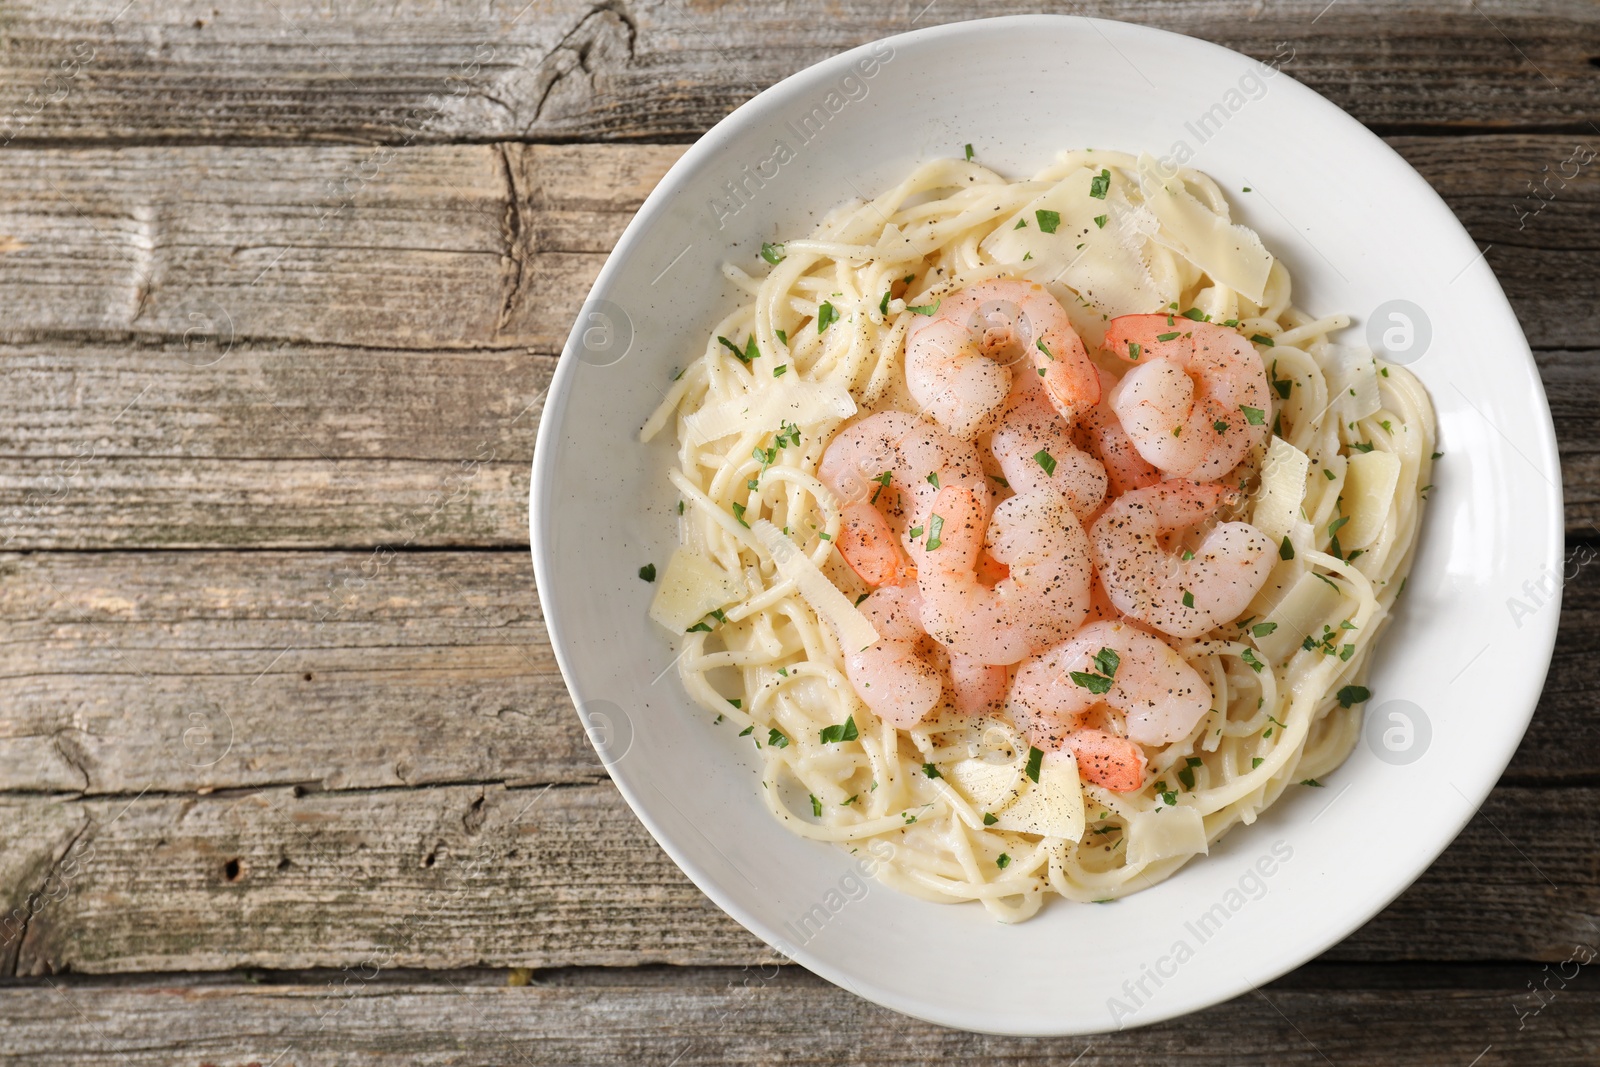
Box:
[0, 138, 1590, 355]
[0, 551, 593, 794]
[0, 781, 1594, 975]
[2, 547, 1597, 796]
[0, 342, 551, 549]
[0, 143, 679, 351]
[0, 963, 1593, 1066]
[0, 0, 1595, 145]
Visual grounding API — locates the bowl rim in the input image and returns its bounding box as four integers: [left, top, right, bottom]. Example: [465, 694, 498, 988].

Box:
[531, 12, 1563, 1035]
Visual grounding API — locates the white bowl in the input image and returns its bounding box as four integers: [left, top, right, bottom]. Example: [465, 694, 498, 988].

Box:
[531, 15, 1561, 1036]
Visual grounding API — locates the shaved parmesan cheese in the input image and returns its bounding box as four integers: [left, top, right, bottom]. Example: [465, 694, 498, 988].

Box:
[648, 548, 748, 633]
[978, 167, 1170, 347]
[1253, 569, 1346, 663]
[752, 520, 879, 652]
[1252, 436, 1311, 543]
[1126, 804, 1207, 866]
[993, 753, 1085, 839]
[948, 757, 1024, 813]
[685, 378, 855, 445]
[1134, 154, 1273, 304]
[1342, 450, 1402, 551]
[1328, 345, 1381, 423]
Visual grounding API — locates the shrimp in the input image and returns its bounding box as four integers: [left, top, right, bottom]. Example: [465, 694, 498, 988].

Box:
[905, 280, 1100, 440]
[948, 653, 1008, 716]
[1076, 367, 1161, 497]
[916, 484, 1093, 665]
[1066, 731, 1148, 793]
[989, 378, 1108, 521]
[1010, 621, 1212, 745]
[1103, 314, 1271, 482]
[819, 411, 989, 588]
[1089, 481, 1275, 640]
[845, 585, 943, 728]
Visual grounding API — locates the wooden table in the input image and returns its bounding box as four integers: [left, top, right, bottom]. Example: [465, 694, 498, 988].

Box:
[0, 2, 1596, 1062]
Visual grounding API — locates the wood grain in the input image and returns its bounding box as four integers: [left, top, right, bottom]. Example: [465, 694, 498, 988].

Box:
[0, 780, 1594, 976]
[0, 138, 1592, 354]
[0, 1, 1595, 146]
[0, 963, 1594, 1066]
[2, 547, 1597, 797]
[0, 143, 679, 351]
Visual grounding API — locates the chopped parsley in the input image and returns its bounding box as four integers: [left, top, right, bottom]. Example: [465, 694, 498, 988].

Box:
[854, 592, 869, 606]
[1250, 334, 1276, 347]
[922, 763, 942, 779]
[1181, 589, 1195, 609]
[731, 501, 749, 528]
[761, 242, 785, 265]
[1093, 214, 1108, 229]
[717, 334, 758, 364]
[879, 290, 891, 316]
[964, 143, 974, 161]
[1349, 442, 1375, 453]
[1025, 746, 1044, 783]
[982, 812, 999, 826]
[1033, 449, 1057, 476]
[908, 525, 924, 539]
[1015, 217, 1027, 229]
[1181, 308, 1210, 322]
[1072, 647, 1120, 692]
[1128, 341, 1143, 361]
[1241, 405, 1266, 425]
[907, 298, 941, 315]
[1324, 468, 1337, 481]
[1336, 685, 1370, 708]
[1036, 337, 1053, 360]
[1270, 360, 1293, 399]
[1089, 168, 1111, 198]
[1214, 419, 1230, 434]
[870, 470, 892, 504]
[809, 793, 822, 817]
[1155, 780, 1177, 806]
[1299, 779, 1323, 788]
[768, 728, 789, 749]
[773, 364, 788, 377]
[925, 513, 945, 551]
[1252, 621, 1278, 638]
[727, 698, 741, 709]
[996, 853, 1012, 869]
[1157, 331, 1181, 342]
[1252, 757, 1265, 769]
[638, 563, 656, 582]
[1070, 670, 1112, 695]
[819, 716, 859, 744]
[926, 472, 940, 488]
[1240, 648, 1266, 673]
[1036, 209, 1062, 233]
[816, 301, 839, 333]
[990, 474, 1010, 489]
[1178, 756, 1203, 790]
[776, 329, 787, 345]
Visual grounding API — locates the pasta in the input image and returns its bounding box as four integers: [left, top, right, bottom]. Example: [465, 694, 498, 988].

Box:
[642, 150, 1435, 922]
